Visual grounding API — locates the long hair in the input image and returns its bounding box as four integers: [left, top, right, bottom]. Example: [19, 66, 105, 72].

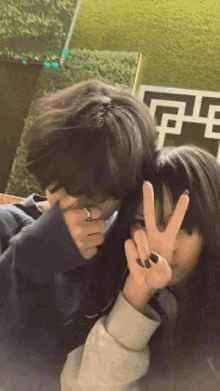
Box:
[147, 145, 220, 373]
[25, 78, 157, 201]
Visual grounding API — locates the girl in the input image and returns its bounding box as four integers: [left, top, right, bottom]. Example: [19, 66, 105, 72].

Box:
[61, 145, 220, 390]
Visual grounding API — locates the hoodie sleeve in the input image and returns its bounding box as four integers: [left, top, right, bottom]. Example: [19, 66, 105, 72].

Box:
[61, 292, 161, 391]
[1, 202, 88, 286]
[0, 202, 91, 339]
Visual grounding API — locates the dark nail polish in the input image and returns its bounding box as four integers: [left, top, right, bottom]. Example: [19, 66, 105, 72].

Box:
[136, 258, 144, 268]
[150, 253, 159, 263]
[144, 259, 151, 268]
[183, 189, 190, 196]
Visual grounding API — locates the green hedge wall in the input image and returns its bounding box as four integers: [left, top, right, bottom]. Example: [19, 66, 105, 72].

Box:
[0, 0, 76, 62]
[33, 49, 139, 98]
[5, 49, 139, 197]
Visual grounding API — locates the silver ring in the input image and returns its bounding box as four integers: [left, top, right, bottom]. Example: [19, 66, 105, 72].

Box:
[83, 207, 92, 221]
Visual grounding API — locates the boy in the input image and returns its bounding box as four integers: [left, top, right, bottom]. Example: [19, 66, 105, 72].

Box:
[0, 79, 156, 390]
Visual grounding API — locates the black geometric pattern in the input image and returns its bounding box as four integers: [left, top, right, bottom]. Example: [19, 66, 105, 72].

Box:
[138, 86, 220, 162]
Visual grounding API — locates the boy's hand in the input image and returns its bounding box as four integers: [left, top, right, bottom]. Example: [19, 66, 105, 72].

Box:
[54, 193, 105, 260]
[48, 189, 119, 260]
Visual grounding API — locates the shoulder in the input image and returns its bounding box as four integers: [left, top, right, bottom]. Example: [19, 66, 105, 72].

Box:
[0, 203, 35, 253]
[0, 204, 21, 233]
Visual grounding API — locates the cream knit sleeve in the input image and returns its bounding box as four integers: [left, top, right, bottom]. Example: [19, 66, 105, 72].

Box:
[61, 292, 161, 391]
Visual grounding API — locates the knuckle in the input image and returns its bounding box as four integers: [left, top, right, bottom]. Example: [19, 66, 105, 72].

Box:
[81, 236, 95, 248]
[63, 213, 82, 230]
[91, 249, 98, 258]
[84, 248, 97, 259]
[90, 234, 104, 246]
[82, 251, 90, 259]
[90, 208, 102, 220]
[87, 238, 96, 247]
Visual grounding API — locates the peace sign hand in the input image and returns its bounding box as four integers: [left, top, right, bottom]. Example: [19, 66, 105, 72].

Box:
[143, 181, 189, 264]
[124, 181, 189, 295]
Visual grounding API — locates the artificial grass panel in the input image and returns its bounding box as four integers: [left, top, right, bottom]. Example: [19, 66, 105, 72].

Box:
[71, 0, 220, 93]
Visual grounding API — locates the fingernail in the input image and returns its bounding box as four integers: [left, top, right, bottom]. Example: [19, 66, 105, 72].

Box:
[144, 259, 151, 268]
[136, 259, 144, 268]
[150, 253, 159, 263]
[183, 189, 189, 196]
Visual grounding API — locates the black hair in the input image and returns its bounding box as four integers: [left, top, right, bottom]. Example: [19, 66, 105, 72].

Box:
[146, 145, 220, 377]
[151, 145, 220, 252]
[25, 78, 157, 201]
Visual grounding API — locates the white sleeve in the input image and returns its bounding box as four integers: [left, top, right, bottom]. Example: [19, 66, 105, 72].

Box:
[61, 292, 161, 391]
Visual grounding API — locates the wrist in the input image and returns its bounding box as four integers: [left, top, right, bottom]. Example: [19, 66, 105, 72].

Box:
[122, 274, 157, 313]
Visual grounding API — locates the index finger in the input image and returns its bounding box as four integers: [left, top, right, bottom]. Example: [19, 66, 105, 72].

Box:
[143, 181, 157, 233]
[58, 201, 102, 221]
[165, 193, 189, 239]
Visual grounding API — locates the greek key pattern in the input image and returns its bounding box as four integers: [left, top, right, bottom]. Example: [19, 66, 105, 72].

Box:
[138, 86, 220, 163]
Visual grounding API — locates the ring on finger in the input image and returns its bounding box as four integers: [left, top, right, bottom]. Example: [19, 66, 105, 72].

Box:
[83, 207, 92, 221]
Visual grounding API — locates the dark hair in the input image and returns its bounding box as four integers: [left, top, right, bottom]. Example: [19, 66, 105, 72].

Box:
[25, 78, 157, 200]
[147, 145, 220, 376]
[151, 145, 220, 253]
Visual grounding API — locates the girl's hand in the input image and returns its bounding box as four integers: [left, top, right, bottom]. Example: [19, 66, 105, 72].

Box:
[124, 181, 189, 292]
